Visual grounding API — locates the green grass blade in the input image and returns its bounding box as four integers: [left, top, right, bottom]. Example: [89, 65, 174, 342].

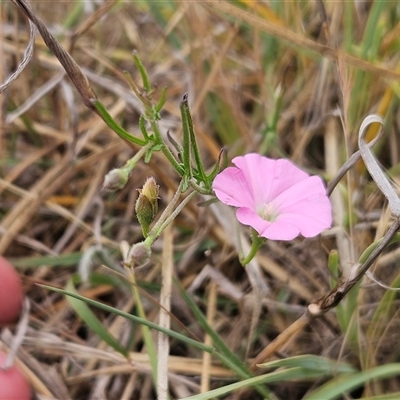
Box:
[38, 283, 214, 353]
[258, 355, 357, 374]
[65, 277, 129, 357]
[128, 270, 158, 390]
[305, 364, 400, 400]
[176, 281, 271, 399]
[183, 367, 327, 400]
[9, 252, 83, 269]
[176, 281, 249, 372]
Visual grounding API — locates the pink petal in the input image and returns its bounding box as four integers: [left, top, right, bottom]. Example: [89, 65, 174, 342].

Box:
[277, 211, 330, 237]
[236, 207, 272, 233]
[271, 176, 332, 235]
[273, 175, 328, 209]
[236, 208, 301, 240]
[232, 154, 309, 204]
[213, 153, 332, 241]
[260, 219, 301, 240]
[212, 167, 255, 207]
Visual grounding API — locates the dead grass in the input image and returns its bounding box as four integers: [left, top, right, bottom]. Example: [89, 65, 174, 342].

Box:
[2, 1, 400, 399]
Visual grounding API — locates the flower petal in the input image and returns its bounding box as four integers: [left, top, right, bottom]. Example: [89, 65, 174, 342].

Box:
[272, 175, 332, 236]
[277, 210, 330, 237]
[213, 153, 332, 241]
[236, 207, 272, 233]
[260, 219, 301, 240]
[212, 166, 254, 207]
[236, 208, 301, 240]
[232, 154, 309, 204]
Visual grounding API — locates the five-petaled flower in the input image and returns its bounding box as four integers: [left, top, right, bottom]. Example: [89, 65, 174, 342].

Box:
[212, 153, 332, 241]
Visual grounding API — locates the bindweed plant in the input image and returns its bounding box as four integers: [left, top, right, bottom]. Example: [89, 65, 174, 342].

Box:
[9, 0, 400, 398]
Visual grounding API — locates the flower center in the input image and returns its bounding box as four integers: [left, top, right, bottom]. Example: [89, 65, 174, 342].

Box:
[258, 202, 278, 222]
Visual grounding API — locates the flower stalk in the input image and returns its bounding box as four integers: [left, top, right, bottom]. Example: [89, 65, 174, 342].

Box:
[240, 230, 266, 266]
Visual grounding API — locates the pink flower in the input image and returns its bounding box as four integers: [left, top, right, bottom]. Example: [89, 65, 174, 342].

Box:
[212, 154, 332, 240]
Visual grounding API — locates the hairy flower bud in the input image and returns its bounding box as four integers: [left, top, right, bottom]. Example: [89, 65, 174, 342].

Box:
[140, 177, 159, 202]
[102, 168, 129, 192]
[135, 177, 159, 237]
[128, 242, 151, 267]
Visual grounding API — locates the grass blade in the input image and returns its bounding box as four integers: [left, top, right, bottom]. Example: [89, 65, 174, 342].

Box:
[305, 364, 400, 400]
[65, 276, 129, 357]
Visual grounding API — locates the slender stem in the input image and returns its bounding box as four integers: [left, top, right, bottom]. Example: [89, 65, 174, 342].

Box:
[188, 179, 212, 195]
[351, 219, 400, 283]
[250, 312, 311, 370]
[123, 70, 149, 106]
[124, 144, 151, 172]
[150, 120, 184, 176]
[156, 191, 197, 236]
[145, 181, 185, 246]
[240, 231, 266, 266]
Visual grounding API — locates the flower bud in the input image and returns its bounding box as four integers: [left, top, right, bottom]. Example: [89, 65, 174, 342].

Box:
[140, 177, 159, 202]
[135, 177, 159, 237]
[128, 242, 151, 267]
[102, 168, 129, 192]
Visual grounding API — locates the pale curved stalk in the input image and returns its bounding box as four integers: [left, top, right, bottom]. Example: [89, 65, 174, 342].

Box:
[358, 114, 400, 216]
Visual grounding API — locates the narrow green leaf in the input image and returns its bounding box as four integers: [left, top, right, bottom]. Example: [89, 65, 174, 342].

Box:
[92, 99, 146, 146]
[305, 364, 400, 400]
[38, 284, 213, 353]
[182, 95, 208, 185]
[176, 281, 247, 373]
[184, 367, 326, 400]
[10, 252, 82, 269]
[128, 270, 158, 388]
[65, 277, 129, 357]
[139, 115, 150, 140]
[180, 93, 192, 179]
[132, 50, 151, 93]
[176, 281, 271, 399]
[258, 355, 357, 374]
[155, 87, 167, 112]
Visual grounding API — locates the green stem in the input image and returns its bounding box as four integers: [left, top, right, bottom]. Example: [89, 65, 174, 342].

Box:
[156, 191, 197, 235]
[123, 144, 151, 173]
[150, 119, 184, 176]
[188, 179, 213, 195]
[240, 230, 266, 266]
[145, 180, 186, 246]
